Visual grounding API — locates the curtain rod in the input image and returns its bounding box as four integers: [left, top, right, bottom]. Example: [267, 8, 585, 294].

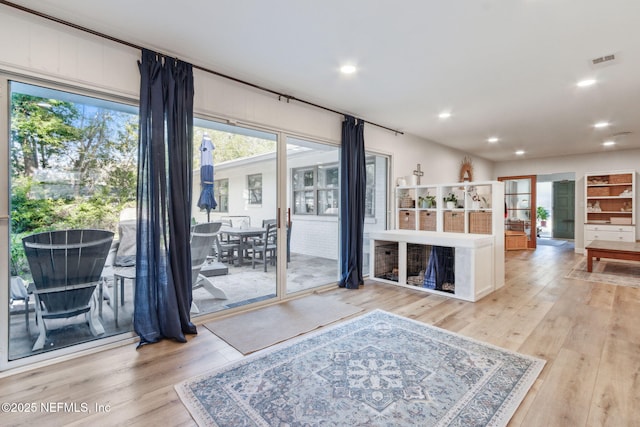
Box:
[1, 0, 404, 135]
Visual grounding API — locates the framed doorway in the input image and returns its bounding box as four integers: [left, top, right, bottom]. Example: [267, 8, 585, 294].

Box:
[498, 175, 537, 249]
[552, 180, 575, 239]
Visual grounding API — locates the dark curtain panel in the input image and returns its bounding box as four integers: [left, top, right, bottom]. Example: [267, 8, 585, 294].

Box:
[423, 246, 455, 290]
[135, 48, 196, 346]
[339, 115, 366, 289]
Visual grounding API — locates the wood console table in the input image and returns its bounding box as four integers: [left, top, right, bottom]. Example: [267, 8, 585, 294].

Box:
[585, 240, 640, 272]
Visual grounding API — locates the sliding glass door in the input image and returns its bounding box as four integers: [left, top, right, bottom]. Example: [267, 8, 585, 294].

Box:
[285, 136, 389, 294]
[191, 119, 278, 313]
[7, 80, 139, 360]
[3, 80, 392, 366]
[285, 137, 341, 294]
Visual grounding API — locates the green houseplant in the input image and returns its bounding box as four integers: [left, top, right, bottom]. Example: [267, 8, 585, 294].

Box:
[418, 194, 436, 208]
[537, 206, 549, 226]
[444, 193, 458, 209]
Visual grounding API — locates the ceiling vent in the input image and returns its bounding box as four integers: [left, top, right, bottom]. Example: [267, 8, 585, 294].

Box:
[590, 53, 619, 68]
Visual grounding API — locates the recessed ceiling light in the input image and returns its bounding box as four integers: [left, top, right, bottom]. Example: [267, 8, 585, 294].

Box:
[515, 150, 525, 156]
[594, 121, 610, 128]
[487, 137, 499, 143]
[577, 79, 597, 87]
[602, 140, 616, 146]
[438, 111, 451, 119]
[340, 64, 357, 74]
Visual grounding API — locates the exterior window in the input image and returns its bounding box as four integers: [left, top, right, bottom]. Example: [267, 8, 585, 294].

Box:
[317, 164, 339, 215]
[213, 178, 229, 212]
[292, 167, 315, 214]
[291, 159, 375, 217]
[365, 160, 375, 217]
[247, 173, 262, 205]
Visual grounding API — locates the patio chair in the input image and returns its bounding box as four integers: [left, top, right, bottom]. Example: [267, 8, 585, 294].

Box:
[96, 240, 119, 317]
[219, 217, 241, 245]
[251, 222, 277, 272]
[286, 221, 293, 265]
[214, 233, 239, 265]
[10, 276, 31, 333]
[22, 229, 113, 351]
[114, 219, 137, 267]
[191, 222, 228, 303]
[262, 218, 276, 228]
[222, 215, 251, 228]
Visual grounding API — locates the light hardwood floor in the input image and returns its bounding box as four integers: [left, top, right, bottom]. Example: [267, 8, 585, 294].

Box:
[2, 242, 639, 426]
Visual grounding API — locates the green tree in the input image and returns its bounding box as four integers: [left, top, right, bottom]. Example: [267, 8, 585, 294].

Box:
[193, 127, 276, 166]
[105, 117, 138, 203]
[10, 94, 80, 176]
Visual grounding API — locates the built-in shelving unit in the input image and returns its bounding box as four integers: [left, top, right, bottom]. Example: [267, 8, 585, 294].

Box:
[369, 230, 495, 302]
[369, 181, 505, 302]
[395, 181, 504, 236]
[584, 170, 636, 246]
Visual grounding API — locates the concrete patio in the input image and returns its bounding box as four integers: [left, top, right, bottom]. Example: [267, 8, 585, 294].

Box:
[8, 253, 338, 360]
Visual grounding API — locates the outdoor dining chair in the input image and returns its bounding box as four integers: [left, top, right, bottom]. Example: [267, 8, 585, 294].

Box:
[251, 222, 277, 272]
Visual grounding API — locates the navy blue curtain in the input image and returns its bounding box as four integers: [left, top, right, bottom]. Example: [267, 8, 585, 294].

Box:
[339, 115, 366, 289]
[135, 48, 196, 346]
[423, 246, 455, 290]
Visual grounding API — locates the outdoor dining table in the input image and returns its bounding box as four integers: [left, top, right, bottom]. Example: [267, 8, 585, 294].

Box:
[220, 225, 267, 266]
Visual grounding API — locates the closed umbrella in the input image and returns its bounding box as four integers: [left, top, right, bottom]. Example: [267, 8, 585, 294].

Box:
[197, 134, 217, 221]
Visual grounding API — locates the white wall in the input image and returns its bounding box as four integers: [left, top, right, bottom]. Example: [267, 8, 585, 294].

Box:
[16, 5, 634, 369]
[365, 125, 495, 185]
[0, 5, 485, 242]
[494, 149, 640, 251]
[0, 6, 492, 315]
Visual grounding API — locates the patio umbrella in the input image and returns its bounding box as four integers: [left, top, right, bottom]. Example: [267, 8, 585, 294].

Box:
[197, 134, 217, 221]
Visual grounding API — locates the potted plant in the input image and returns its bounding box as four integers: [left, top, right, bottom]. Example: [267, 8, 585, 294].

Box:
[418, 194, 436, 208]
[537, 206, 549, 227]
[444, 193, 457, 209]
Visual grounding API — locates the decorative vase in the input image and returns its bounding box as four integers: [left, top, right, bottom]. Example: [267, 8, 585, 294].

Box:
[446, 201, 455, 209]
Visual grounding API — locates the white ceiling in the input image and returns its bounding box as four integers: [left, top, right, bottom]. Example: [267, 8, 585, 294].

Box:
[7, 0, 640, 162]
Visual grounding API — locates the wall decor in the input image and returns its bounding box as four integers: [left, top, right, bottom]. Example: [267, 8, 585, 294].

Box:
[459, 156, 473, 182]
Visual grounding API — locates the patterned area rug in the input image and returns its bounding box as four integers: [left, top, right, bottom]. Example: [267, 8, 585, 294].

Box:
[566, 257, 640, 288]
[176, 310, 545, 426]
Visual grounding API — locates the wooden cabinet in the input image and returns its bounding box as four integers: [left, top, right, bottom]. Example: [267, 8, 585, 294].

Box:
[499, 175, 537, 249]
[584, 170, 635, 246]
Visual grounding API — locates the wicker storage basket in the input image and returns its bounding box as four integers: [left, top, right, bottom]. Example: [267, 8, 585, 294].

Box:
[610, 173, 632, 184]
[443, 211, 464, 233]
[399, 196, 414, 208]
[469, 211, 492, 234]
[419, 211, 437, 231]
[398, 210, 416, 230]
[587, 187, 609, 197]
